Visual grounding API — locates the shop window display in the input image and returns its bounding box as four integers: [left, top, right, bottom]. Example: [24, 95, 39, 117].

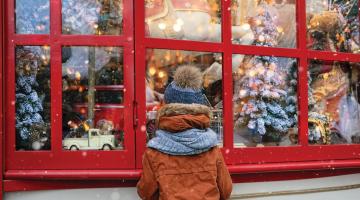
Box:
[15, 0, 50, 34]
[145, 49, 223, 144]
[306, 0, 359, 53]
[308, 60, 360, 144]
[62, 46, 124, 151]
[15, 46, 51, 150]
[145, 0, 222, 42]
[62, 0, 123, 35]
[233, 55, 298, 147]
[231, 0, 296, 48]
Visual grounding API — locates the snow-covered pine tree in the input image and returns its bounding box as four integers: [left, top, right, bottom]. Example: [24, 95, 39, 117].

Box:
[15, 0, 50, 34]
[234, 2, 291, 142]
[286, 59, 330, 143]
[285, 61, 298, 128]
[15, 47, 45, 150]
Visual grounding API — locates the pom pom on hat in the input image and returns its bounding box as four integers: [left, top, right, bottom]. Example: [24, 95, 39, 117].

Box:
[164, 65, 206, 105]
[173, 65, 203, 89]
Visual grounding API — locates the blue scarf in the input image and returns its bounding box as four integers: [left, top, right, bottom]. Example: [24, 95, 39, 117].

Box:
[147, 128, 218, 155]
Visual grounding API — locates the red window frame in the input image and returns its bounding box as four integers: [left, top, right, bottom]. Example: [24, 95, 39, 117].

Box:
[4, 0, 135, 172]
[134, 0, 360, 171]
[1, 0, 360, 180]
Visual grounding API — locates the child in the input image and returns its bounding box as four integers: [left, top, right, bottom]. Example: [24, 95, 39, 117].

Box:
[137, 65, 232, 200]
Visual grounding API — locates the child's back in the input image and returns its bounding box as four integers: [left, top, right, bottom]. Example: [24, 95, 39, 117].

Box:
[137, 65, 232, 200]
[137, 147, 231, 200]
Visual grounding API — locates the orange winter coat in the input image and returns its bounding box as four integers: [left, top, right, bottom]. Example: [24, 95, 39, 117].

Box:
[137, 146, 232, 200]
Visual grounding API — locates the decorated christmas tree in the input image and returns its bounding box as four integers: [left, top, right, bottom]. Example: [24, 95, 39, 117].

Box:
[285, 60, 330, 143]
[15, 47, 48, 150]
[234, 2, 291, 142]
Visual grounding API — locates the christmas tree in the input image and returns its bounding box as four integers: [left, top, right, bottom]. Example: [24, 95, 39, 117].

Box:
[16, 0, 50, 34]
[286, 60, 330, 143]
[234, 2, 291, 142]
[15, 47, 48, 150]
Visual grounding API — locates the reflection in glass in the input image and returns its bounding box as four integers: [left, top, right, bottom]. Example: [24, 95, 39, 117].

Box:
[145, 0, 221, 42]
[16, 46, 51, 150]
[62, 46, 124, 150]
[145, 49, 223, 144]
[233, 54, 298, 147]
[16, 0, 50, 34]
[62, 0, 123, 35]
[308, 60, 360, 144]
[306, 0, 359, 53]
[231, 0, 296, 48]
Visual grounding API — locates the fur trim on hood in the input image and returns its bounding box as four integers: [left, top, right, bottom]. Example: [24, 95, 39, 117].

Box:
[157, 103, 211, 120]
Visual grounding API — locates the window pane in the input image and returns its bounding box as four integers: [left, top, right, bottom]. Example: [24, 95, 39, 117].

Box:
[233, 54, 298, 147]
[16, 0, 50, 34]
[145, 49, 223, 144]
[145, 0, 221, 42]
[16, 46, 51, 150]
[62, 46, 124, 151]
[308, 60, 360, 144]
[62, 0, 123, 35]
[231, 0, 296, 48]
[306, 0, 359, 53]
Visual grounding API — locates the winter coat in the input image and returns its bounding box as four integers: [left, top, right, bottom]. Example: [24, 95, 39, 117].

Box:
[137, 103, 232, 200]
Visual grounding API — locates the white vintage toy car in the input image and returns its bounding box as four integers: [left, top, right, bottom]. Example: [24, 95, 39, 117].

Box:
[63, 128, 118, 150]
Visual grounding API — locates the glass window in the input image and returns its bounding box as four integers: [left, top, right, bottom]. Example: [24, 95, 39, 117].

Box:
[231, 0, 296, 48]
[15, 46, 51, 150]
[16, 0, 50, 34]
[308, 60, 360, 144]
[145, 49, 223, 144]
[62, 0, 123, 35]
[306, 0, 359, 53]
[233, 54, 298, 147]
[145, 0, 221, 42]
[62, 46, 124, 151]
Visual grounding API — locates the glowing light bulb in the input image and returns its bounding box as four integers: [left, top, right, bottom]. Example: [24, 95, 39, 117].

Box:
[75, 71, 81, 80]
[239, 89, 247, 97]
[258, 35, 265, 42]
[173, 24, 182, 32]
[242, 23, 251, 31]
[149, 67, 156, 76]
[158, 23, 167, 30]
[158, 71, 165, 78]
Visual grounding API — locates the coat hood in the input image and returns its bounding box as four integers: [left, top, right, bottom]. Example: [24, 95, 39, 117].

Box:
[157, 103, 211, 120]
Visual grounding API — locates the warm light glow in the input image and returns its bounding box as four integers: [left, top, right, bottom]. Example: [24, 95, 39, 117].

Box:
[256, 19, 262, 25]
[258, 35, 265, 42]
[249, 69, 256, 77]
[149, 67, 156, 76]
[158, 22, 167, 30]
[173, 24, 182, 32]
[239, 89, 247, 97]
[158, 71, 165, 78]
[75, 71, 81, 80]
[242, 23, 251, 31]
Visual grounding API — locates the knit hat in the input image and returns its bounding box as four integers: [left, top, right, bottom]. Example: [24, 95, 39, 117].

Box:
[164, 65, 206, 105]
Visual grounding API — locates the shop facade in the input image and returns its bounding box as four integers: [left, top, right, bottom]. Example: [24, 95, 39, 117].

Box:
[1, 0, 360, 199]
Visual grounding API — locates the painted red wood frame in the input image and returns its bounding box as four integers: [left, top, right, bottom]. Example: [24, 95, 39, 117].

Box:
[4, 0, 135, 170]
[1, 0, 4, 198]
[135, 0, 360, 169]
